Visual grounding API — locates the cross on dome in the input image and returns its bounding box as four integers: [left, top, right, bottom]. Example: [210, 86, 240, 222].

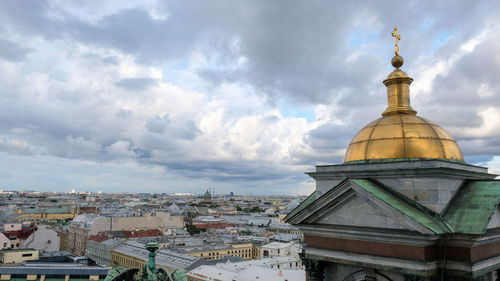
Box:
[391, 26, 401, 56]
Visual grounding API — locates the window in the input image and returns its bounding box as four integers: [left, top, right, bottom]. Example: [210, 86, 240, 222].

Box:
[22, 253, 33, 257]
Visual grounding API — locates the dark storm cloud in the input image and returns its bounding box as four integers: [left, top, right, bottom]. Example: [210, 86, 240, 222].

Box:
[115, 77, 159, 91]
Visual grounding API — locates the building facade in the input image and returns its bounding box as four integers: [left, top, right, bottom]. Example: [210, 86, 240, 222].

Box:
[286, 32, 500, 281]
[15, 205, 76, 222]
[24, 225, 60, 252]
[0, 248, 38, 264]
[86, 238, 123, 267]
[68, 212, 183, 256]
[0, 233, 10, 249]
[186, 242, 254, 261]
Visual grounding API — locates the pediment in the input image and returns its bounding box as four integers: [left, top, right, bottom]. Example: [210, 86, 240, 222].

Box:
[288, 179, 449, 235]
[317, 196, 405, 230]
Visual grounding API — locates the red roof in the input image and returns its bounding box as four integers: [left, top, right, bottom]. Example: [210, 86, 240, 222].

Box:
[2, 226, 37, 240]
[123, 229, 162, 238]
[89, 234, 109, 242]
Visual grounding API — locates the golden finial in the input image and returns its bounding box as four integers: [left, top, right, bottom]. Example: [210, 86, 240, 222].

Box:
[382, 25, 415, 116]
[391, 26, 401, 56]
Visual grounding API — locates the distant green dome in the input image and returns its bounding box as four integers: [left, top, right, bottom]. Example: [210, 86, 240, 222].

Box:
[203, 190, 212, 199]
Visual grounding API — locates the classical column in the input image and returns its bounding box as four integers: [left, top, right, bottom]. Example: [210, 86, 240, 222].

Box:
[300, 252, 324, 281]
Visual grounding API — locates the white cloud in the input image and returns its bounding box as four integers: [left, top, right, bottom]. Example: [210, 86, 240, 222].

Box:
[0, 0, 499, 194]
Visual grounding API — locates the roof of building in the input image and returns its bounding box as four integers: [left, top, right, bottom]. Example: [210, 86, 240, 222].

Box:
[2, 226, 37, 240]
[286, 178, 500, 236]
[123, 229, 162, 238]
[444, 180, 500, 234]
[20, 205, 71, 214]
[284, 192, 316, 222]
[101, 239, 123, 247]
[237, 267, 304, 281]
[187, 258, 305, 281]
[194, 224, 231, 229]
[271, 233, 298, 242]
[351, 179, 451, 234]
[0, 267, 109, 275]
[89, 234, 109, 242]
[247, 217, 271, 226]
[261, 242, 291, 249]
[177, 241, 251, 254]
[203, 190, 212, 199]
[344, 52, 463, 164]
[1, 248, 37, 252]
[113, 241, 199, 270]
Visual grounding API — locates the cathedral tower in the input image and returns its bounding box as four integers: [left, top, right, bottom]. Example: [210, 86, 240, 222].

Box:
[286, 27, 500, 281]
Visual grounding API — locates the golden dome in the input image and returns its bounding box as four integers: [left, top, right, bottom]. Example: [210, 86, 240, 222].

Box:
[344, 114, 464, 163]
[344, 27, 463, 163]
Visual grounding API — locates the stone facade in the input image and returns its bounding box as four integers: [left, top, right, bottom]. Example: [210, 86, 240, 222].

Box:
[287, 160, 500, 281]
[0, 233, 10, 249]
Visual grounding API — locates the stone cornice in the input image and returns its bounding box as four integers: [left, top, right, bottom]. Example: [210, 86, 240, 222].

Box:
[299, 224, 439, 247]
[307, 160, 496, 180]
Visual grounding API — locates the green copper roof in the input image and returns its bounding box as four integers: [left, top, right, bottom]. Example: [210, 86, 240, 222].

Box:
[284, 191, 316, 222]
[351, 179, 451, 234]
[203, 190, 212, 199]
[171, 269, 188, 281]
[444, 181, 500, 235]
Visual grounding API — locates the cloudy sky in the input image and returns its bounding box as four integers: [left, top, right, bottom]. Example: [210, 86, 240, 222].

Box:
[0, 1, 499, 195]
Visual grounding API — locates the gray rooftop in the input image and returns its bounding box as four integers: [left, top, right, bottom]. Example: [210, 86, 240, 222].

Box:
[0, 267, 109, 275]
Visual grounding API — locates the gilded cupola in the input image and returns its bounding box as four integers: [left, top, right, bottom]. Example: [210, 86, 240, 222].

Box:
[344, 27, 464, 163]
